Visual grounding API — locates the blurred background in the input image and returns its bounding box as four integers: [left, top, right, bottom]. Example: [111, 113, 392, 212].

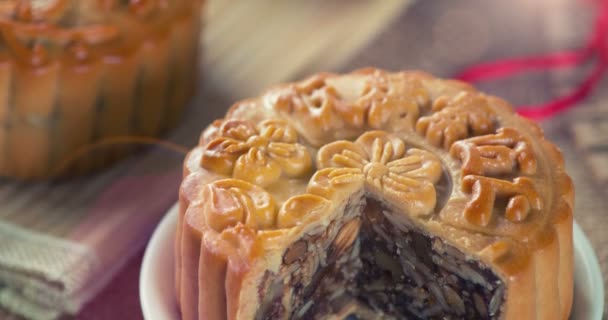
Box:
[0, 0, 606, 319]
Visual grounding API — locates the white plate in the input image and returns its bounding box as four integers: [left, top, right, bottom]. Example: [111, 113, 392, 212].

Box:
[140, 204, 605, 320]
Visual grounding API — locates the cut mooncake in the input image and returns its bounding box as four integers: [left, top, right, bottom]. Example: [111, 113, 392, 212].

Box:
[176, 68, 574, 319]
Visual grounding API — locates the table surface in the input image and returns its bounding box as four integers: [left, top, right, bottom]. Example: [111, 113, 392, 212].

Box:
[78, 0, 608, 318]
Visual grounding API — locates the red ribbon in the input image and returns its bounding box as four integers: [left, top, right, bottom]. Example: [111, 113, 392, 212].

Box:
[456, 0, 608, 120]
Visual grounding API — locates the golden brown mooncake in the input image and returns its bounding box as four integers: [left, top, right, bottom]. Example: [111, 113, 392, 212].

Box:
[0, 0, 203, 179]
[176, 68, 574, 319]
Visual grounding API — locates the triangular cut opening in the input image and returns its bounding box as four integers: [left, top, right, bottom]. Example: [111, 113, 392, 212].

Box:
[255, 194, 506, 320]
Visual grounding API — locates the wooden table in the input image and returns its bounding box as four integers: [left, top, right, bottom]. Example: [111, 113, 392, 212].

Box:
[79, 0, 608, 318]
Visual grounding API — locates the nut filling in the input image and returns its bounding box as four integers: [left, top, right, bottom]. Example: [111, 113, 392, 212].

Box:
[256, 198, 364, 320]
[357, 199, 504, 319]
[256, 198, 505, 320]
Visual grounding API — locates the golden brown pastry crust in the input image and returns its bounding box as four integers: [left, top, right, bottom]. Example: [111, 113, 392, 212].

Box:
[176, 68, 573, 320]
[0, 0, 203, 179]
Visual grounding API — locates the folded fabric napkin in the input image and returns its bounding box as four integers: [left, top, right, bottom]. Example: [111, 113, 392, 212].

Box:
[0, 149, 183, 320]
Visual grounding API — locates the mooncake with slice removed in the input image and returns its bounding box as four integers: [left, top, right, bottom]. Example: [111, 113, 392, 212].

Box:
[176, 68, 573, 319]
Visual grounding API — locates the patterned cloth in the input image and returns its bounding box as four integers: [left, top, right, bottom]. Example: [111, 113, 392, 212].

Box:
[0, 159, 182, 319]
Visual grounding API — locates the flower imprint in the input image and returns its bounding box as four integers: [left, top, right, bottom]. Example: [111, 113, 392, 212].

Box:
[416, 92, 496, 149]
[268, 74, 361, 146]
[201, 119, 312, 187]
[313, 131, 443, 216]
[202, 179, 334, 234]
[277, 194, 331, 229]
[269, 71, 432, 146]
[201, 179, 277, 232]
[360, 70, 429, 132]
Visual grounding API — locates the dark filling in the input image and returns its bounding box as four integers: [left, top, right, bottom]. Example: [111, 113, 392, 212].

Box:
[356, 199, 503, 319]
[255, 198, 505, 320]
[256, 200, 363, 320]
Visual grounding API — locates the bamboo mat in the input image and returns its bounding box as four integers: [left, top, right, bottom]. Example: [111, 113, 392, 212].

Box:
[0, 1, 414, 319]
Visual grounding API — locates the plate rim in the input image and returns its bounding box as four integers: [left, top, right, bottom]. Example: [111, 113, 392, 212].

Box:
[140, 205, 605, 320]
[140, 203, 180, 320]
[573, 221, 605, 320]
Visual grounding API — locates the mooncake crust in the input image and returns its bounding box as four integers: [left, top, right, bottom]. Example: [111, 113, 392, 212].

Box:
[176, 68, 573, 320]
[0, 0, 203, 179]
